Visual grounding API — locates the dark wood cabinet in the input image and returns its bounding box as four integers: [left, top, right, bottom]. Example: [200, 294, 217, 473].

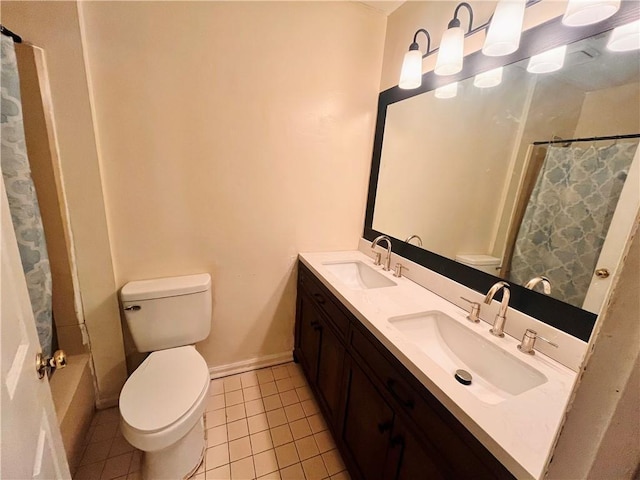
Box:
[384, 417, 448, 480]
[341, 356, 394, 480]
[315, 315, 345, 422]
[295, 268, 346, 428]
[296, 292, 321, 381]
[295, 262, 515, 480]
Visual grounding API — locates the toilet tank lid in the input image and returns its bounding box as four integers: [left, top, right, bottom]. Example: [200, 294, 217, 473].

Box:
[121, 273, 211, 301]
[455, 254, 501, 266]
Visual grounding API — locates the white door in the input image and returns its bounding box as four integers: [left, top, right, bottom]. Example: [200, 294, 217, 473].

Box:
[0, 177, 70, 478]
[583, 147, 640, 313]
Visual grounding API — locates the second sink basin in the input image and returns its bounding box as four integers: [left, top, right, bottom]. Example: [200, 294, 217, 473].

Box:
[323, 261, 397, 290]
[388, 311, 547, 404]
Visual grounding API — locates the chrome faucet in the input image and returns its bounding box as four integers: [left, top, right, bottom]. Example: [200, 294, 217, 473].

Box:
[371, 235, 392, 271]
[484, 281, 510, 337]
[404, 234, 423, 246]
[525, 276, 551, 294]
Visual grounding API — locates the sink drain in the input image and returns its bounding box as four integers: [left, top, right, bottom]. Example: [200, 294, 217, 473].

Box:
[455, 369, 472, 385]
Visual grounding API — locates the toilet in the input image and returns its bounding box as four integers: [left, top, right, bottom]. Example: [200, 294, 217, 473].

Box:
[119, 274, 212, 479]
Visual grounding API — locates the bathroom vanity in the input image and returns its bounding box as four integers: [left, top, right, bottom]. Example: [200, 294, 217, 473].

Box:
[294, 250, 578, 480]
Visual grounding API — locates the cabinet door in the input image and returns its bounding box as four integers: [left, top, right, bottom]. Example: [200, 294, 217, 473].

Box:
[384, 419, 449, 480]
[341, 356, 394, 480]
[315, 317, 345, 425]
[297, 292, 322, 383]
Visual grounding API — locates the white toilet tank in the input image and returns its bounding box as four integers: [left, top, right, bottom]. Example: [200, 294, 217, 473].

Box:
[121, 274, 212, 352]
[455, 254, 501, 275]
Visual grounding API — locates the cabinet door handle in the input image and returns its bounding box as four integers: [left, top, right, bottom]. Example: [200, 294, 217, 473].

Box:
[390, 435, 404, 448]
[387, 378, 415, 409]
[313, 293, 326, 305]
[377, 420, 393, 433]
[310, 321, 319, 327]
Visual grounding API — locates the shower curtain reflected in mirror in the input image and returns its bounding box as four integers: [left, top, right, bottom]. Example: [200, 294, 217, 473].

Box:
[1, 35, 53, 357]
[509, 141, 638, 308]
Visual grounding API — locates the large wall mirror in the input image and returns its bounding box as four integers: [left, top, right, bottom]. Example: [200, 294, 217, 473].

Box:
[364, 4, 639, 342]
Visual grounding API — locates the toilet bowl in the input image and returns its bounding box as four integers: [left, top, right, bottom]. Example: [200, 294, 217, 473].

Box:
[119, 274, 212, 479]
[120, 346, 210, 479]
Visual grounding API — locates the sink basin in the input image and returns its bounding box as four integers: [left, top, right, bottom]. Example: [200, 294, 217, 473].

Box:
[322, 261, 397, 290]
[388, 311, 547, 404]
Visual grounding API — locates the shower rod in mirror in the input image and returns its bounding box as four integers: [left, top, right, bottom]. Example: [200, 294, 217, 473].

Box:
[0, 25, 22, 44]
[533, 133, 640, 146]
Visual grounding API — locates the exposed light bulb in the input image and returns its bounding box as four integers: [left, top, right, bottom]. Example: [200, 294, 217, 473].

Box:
[562, 0, 620, 27]
[435, 82, 458, 99]
[399, 49, 423, 89]
[607, 20, 640, 52]
[435, 26, 465, 76]
[474, 67, 504, 88]
[527, 45, 567, 74]
[483, 0, 526, 57]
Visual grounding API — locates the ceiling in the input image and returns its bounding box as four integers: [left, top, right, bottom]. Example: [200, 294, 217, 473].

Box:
[359, 1, 405, 15]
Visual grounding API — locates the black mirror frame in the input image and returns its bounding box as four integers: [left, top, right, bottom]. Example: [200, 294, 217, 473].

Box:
[363, 3, 639, 342]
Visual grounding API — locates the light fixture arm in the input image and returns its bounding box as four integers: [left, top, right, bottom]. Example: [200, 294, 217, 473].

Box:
[451, 2, 474, 32]
[410, 28, 432, 58]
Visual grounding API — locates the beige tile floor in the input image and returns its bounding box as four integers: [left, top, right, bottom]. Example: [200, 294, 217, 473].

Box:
[74, 362, 350, 480]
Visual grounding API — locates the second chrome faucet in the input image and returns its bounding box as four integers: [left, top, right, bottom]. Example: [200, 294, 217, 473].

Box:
[484, 281, 510, 337]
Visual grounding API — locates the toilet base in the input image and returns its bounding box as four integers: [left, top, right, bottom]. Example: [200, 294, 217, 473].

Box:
[142, 415, 205, 479]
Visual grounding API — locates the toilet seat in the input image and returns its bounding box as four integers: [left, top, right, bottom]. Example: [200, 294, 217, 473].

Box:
[120, 345, 210, 451]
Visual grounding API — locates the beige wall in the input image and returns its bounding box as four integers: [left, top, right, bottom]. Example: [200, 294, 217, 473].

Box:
[77, 1, 386, 370]
[15, 43, 83, 353]
[574, 82, 640, 137]
[2, 1, 127, 406]
[548, 229, 640, 479]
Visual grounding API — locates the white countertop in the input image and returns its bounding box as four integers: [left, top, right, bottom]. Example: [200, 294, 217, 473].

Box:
[299, 250, 579, 480]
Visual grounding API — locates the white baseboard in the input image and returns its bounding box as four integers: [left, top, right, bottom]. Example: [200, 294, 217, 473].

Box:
[209, 351, 294, 379]
[95, 395, 119, 410]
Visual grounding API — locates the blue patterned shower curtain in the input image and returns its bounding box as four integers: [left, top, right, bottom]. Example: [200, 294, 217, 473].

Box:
[509, 142, 637, 307]
[1, 36, 53, 357]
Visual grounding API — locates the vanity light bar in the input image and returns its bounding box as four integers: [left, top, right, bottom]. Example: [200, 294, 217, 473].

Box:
[399, 0, 624, 89]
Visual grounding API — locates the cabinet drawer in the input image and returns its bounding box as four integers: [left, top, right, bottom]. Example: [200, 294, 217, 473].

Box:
[298, 264, 349, 340]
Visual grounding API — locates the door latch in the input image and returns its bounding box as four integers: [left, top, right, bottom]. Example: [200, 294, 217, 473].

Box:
[36, 350, 67, 379]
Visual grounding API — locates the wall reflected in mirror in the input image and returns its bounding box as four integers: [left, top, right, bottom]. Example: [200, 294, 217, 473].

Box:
[372, 29, 639, 314]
